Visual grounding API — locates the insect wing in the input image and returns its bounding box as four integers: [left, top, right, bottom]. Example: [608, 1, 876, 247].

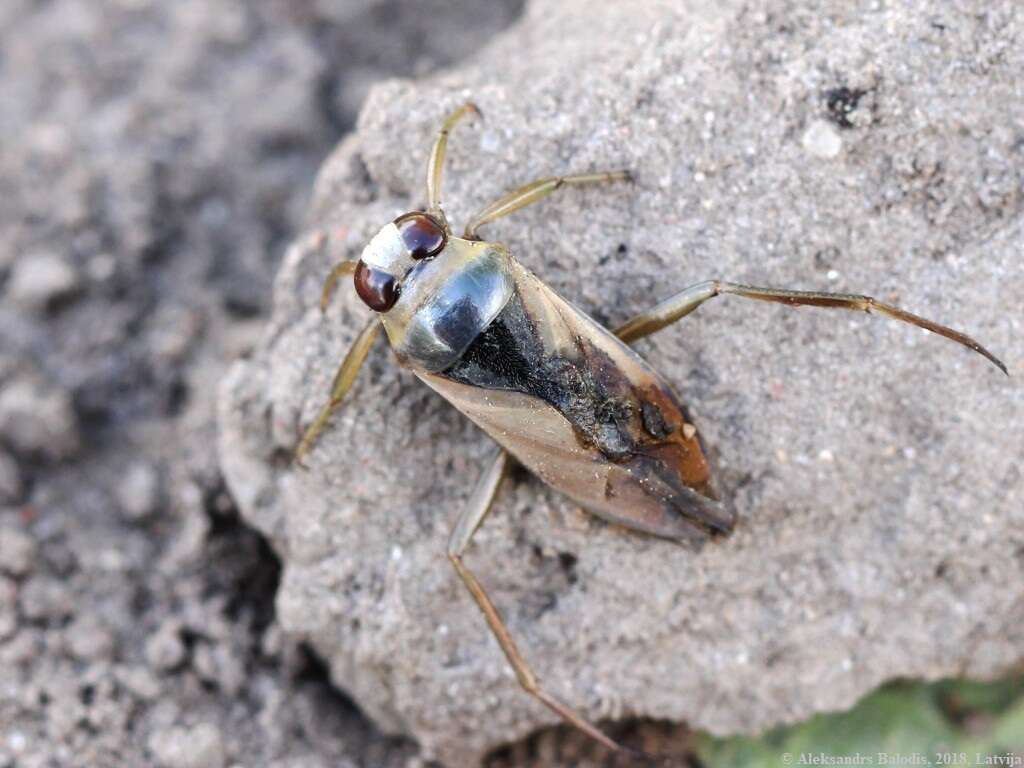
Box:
[422, 261, 734, 541]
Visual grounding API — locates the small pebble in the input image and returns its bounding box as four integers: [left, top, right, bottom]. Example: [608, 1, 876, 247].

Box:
[116, 462, 161, 521]
[145, 621, 187, 671]
[65, 614, 116, 661]
[0, 377, 81, 460]
[0, 629, 37, 665]
[86, 253, 117, 282]
[7, 252, 80, 311]
[802, 119, 843, 159]
[18, 576, 73, 621]
[115, 665, 162, 701]
[192, 642, 245, 697]
[6, 729, 27, 753]
[0, 524, 36, 576]
[148, 723, 226, 768]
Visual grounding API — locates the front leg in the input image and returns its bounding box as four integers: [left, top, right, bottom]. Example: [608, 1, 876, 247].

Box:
[425, 102, 481, 225]
[464, 170, 631, 240]
[448, 448, 642, 757]
[294, 317, 381, 465]
[614, 279, 1006, 373]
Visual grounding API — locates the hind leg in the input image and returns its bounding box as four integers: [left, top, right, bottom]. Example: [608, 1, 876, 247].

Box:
[613, 279, 1005, 372]
[448, 448, 644, 758]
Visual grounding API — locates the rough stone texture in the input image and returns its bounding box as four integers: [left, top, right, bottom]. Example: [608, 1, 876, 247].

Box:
[0, 377, 81, 461]
[220, 1, 1024, 765]
[7, 252, 80, 312]
[0, 2, 524, 767]
[115, 461, 162, 521]
[148, 723, 226, 768]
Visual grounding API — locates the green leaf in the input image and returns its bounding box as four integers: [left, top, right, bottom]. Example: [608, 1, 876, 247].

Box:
[696, 676, 1024, 768]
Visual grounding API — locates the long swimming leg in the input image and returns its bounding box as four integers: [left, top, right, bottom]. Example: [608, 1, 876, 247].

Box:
[448, 448, 643, 757]
[613, 279, 1005, 373]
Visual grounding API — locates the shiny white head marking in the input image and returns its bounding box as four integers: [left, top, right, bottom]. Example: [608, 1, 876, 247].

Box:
[360, 222, 408, 279]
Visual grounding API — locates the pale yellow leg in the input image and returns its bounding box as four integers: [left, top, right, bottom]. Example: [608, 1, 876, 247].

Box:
[464, 170, 631, 239]
[426, 102, 481, 223]
[448, 449, 643, 757]
[294, 317, 382, 466]
[613, 279, 1005, 373]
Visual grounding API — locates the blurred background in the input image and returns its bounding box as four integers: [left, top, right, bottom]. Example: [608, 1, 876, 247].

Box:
[0, 2, 1020, 767]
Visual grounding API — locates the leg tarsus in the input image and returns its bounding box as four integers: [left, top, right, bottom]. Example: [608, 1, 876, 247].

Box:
[448, 449, 641, 756]
[614, 279, 1006, 373]
[464, 170, 631, 239]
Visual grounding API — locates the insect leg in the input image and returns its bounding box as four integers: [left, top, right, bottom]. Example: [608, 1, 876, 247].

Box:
[463, 170, 631, 239]
[614, 279, 1006, 373]
[448, 449, 640, 756]
[318, 261, 357, 313]
[294, 317, 382, 466]
[426, 102, 481, 223]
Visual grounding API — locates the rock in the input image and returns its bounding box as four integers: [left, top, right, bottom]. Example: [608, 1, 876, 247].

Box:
[192, 641, 245, 697]
[0, 377, 81, 461]
[116, 462, 161, 521]
[145, 621, 187, 672]
[0, 628, 39, 666]
[219, 2, 1020, 766]
[64, 614, 116, 661]
[19, 576, 73, 622]
[802, 119, 843, 159]
[0, 524, 35, 576]
[115, 665, 162, 702]
[6, 252, 80, 311]
[148, 723, 226, 768]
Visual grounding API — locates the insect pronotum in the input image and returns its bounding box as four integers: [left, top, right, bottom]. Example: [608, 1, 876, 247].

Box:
[295, 102, 1006, 756]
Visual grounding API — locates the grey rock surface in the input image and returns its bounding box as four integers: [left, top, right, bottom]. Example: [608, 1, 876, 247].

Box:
[220, 1, 1024, 765]
[148, 722, 226, 768]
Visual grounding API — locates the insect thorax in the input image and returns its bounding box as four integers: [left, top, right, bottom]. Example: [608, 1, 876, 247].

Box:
[380, 238, 515, 372]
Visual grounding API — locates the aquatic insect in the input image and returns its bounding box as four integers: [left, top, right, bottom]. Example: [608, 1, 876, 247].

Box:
[296, 103, 1006, 755]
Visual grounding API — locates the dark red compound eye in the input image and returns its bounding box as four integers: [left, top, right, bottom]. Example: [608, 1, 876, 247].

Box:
[395, 212, 446, 260]
[354, 261, 400, 312]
